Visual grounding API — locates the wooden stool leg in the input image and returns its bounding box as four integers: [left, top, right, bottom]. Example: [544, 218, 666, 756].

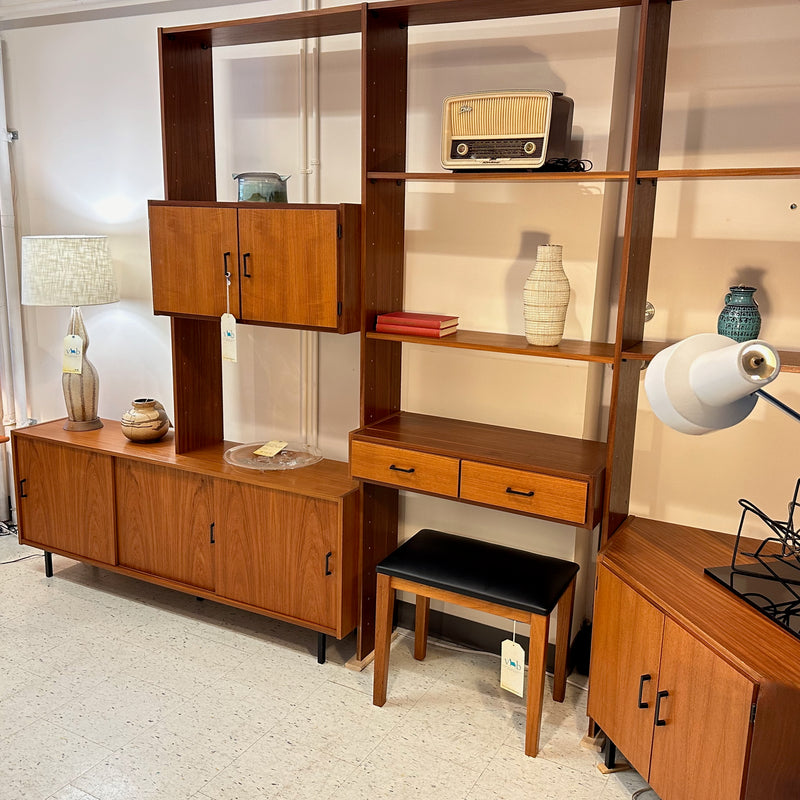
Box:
[414, 595, 430, 660]
[525, 612, 550, 757]
[553, 576, 576, 703]
[373, 573, 395, 707]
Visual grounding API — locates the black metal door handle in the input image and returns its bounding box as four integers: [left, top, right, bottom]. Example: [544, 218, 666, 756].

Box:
[637, 674, 652, 708]
[325, 551, 332, 576]
[389, 464, 415, 474]
[223, 251, 231, 279]
[654, 689, 669, 726]
[209, 522, 215, 544]
[243, 252, 251, 277]
[506, 487, 534, 497]
[19, 478, 26, 498]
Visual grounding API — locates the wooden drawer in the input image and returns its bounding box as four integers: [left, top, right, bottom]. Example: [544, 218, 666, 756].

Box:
[350, 441, 459, 497]
[459, 461, 588, 525]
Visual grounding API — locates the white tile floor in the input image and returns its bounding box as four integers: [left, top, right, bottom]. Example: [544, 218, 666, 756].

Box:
[0, 532, 660, 800]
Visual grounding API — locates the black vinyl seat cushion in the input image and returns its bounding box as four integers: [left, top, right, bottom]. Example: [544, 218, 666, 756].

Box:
[377, 529, 580, 616]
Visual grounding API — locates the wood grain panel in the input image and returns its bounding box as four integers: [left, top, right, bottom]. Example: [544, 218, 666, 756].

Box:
[239, 207, 339, 329]
[214, 481, 346, 632]
[171, 317, 223, 453]
[158, 29, 216, 201]
[116, 460, 214, 590]
[13, 436, 115, 565]
[350, 440, 459, 497]
[149, 202, 239, 318]
[649, 619, 754, 800]
[587, 565, 664, 778]
[459, 461, 588, 526]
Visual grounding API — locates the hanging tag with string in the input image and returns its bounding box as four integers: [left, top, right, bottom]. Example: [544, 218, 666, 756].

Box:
[500, 621, 525, 697]
[221, 252, 237, 362]
[63, 311, 83, 374]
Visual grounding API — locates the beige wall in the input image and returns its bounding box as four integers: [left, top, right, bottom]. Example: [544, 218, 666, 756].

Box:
[3, 0, 797, 640]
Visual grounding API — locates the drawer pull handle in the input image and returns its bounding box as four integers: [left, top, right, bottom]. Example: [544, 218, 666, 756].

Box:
[325, 551, 333, 576]
[654, 689, 669, 726]
[389, 464, 415, 474]
[223, 251, 231, 280]
[19, 478, 27, 498]
[506, 487, 534, 497]
[243, 252, 252, 278]
[637, 673, 651, 708]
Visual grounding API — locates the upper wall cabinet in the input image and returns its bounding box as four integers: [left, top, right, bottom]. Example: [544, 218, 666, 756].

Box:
[148, 200, 361, 333]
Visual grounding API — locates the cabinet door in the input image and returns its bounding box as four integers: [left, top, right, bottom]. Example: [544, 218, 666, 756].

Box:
[149, 204, 239, 318]
[14, 437, 115, 564]
[214, 481, 341, 630]
[587, 566, 665, 776]
[238, 207, 340, 329]
[116, 460, 214, 591]
[648, 618, 755, 800]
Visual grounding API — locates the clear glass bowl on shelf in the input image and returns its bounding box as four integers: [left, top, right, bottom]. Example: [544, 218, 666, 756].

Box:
[223, 442, 322, 471]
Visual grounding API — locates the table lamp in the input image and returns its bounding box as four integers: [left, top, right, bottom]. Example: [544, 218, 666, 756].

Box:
[21, 235, 119, 431]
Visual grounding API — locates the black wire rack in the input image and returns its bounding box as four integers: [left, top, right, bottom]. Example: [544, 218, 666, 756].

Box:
[705, 479, 800, 641]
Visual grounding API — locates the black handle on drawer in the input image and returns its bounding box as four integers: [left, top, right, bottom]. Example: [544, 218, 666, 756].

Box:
[506, 487, 535, 497]
[209, 522, 215, 544]
[325, 551, 333, 576]
[18, 478, 27, 498]
[242, 252, 251, 277]
[637, 674, 651, 708]
[654, 689, 669, 726]
[389, 464, 415, 474]
[223, 251, 231, 279]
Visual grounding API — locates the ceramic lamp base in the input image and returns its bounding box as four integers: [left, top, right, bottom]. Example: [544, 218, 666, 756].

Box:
[63, 418, 103, 431]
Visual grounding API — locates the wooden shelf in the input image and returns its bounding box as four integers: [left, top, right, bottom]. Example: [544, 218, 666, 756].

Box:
[162, 4, 363, 46]
[367, 329, 616, 363]
[637, 167, 800, 180]
[368, 171, 628, 182]
[622, 341, 800, 374]
[351, 411, 607, 481]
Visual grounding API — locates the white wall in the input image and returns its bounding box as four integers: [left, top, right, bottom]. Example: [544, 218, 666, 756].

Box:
[2, 0, 797, 640]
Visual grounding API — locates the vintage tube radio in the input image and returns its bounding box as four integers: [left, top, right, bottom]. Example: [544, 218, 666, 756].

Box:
[441, 90, 573, 170]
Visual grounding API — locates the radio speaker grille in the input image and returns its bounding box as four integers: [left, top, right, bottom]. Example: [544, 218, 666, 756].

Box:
[448, 94, 551, 137]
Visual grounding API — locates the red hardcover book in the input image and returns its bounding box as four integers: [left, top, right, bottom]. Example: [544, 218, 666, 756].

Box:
[376, 311, 459, 329]
[375, 323, 458, 337]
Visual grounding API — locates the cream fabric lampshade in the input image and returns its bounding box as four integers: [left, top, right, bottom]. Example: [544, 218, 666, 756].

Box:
[21, 235, 119, 307]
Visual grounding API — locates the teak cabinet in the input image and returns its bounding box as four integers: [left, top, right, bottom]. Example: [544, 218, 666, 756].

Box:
[588, 518, 800, 800]
[13, 422, 360, 640]
[149, 201, 360, 332]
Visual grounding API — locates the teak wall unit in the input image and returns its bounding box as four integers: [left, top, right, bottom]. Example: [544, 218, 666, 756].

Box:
[12, 0, 800, 666]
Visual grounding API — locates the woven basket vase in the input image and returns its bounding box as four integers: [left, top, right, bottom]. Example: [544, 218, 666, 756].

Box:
[523, 244, 570, 346]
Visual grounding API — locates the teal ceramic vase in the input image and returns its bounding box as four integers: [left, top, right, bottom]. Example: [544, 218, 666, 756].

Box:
[717, 285, 761, 343]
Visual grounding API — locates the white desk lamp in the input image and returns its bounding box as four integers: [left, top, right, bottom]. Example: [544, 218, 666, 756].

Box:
[21, 235, 119, 431]
[644, 333, 799, 434]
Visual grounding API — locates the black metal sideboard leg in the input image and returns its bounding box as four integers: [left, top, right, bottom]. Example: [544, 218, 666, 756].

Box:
[44, 551, 53, 578]
[317, 632, 326, 664]
[604, 736, 618, 770]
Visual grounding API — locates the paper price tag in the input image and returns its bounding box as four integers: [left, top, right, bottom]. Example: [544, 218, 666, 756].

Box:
[500, 639, 525, 697]
[254, 440, 289, 457]
[62, 334, 83, 374]
[221, 313, 238, 362]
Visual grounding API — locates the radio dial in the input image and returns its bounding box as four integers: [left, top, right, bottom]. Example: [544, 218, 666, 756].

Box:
[456, 143, 469, 156]
[524, 141, 536, 155]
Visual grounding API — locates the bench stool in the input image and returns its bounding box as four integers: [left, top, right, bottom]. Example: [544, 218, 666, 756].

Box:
[372, 529, 579, 757]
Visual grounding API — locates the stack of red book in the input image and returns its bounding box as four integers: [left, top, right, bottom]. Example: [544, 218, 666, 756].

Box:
[375, 311, 459, 338]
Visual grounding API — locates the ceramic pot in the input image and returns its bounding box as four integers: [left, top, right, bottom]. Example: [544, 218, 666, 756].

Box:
[121, 398, 170, 443]
[523, 244, 570, 346]
[717, 285, 761, 343]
